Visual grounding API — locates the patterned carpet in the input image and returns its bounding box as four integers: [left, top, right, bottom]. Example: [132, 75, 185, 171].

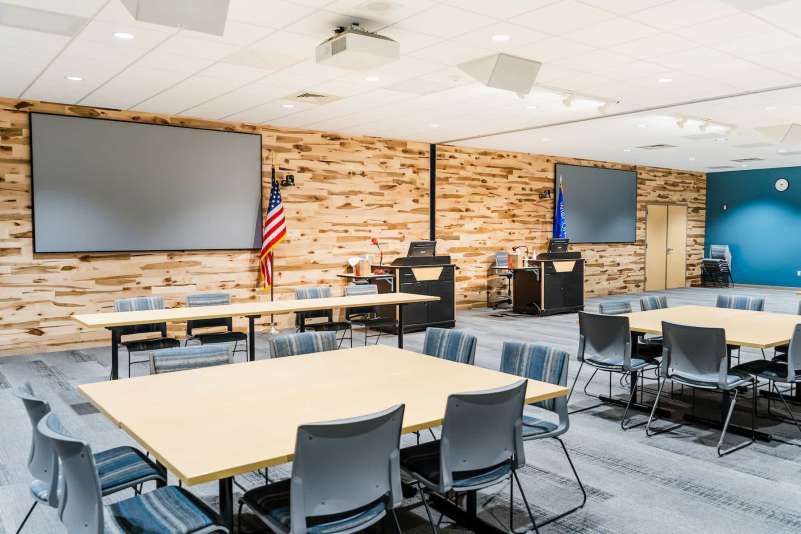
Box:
[2, 286, 801, 533]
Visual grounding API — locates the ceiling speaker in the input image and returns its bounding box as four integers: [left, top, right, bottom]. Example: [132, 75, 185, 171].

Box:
[120, 0, 230, 36]
[458, 53, 542, 96]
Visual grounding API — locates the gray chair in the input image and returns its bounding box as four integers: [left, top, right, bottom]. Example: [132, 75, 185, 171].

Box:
[500, 342, 586, 527]
[344, 284, 394, 346]
[269, 331, 338, 358]
[771, 300, 801, 360]
[598, 300, 631, 315]
[185, 293, 247, 361]
[238, 404, 405, 534]
[295, 286, 350, 346]
[638, 295, 668, 356]
[716, 294, 767, 360]
[569, 312, 659, 430]
[12, 383, 167, 533]
[646, 322, 756, 456]
[400, 380, 537, 534]
[422, 327, 477, 365]
[38, 413, 227, 533]
[151, 345, 232, 374]
[115, 296, 180, 377]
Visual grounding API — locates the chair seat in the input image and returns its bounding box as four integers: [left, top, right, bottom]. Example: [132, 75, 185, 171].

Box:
[305, 321, 351, 332]
[349, 316, 394, 327]
[585, 355, 657, 371]
[241, 479, 386, 534]
[669, 369, 752, 390]
[400, 440, 511, 491]
[733, 360, 798, 383]
[95, 446, 166, 495]
[522, 415, 559, 438]
[104, 486, 222, 534]
[121, 337, 180, 353]
[193, 331, 247, 345]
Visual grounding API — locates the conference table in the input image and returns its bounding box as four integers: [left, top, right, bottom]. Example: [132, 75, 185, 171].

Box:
[79, 345, 568, 531]
[72, 292, 438, 380]
[624, 304, 801, 440]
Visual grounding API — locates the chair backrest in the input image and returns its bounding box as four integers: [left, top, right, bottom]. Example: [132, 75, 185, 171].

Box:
[598, 300, 632, 315]
[439, 380, 527, 490]
[785, 324, 801, 382]
[715, 294, 764, 311]
[345, 283, 378, 320]
[290, 404, 404, 529]
[13, 382, 59, 507]
[709, 244, 731, 266]
[578, 312, 632, 368]
[114, 296, 168, 337]
[186, 292, 232, 334]
[422, 328, 477, 365]
[500, 342, 568, 412]
[662, 322, 729, 388]
[38, 413, 104, 533]
[295, 286, 334, 323]
[495, 252, 509, 268]
[270, 331, 338, 358]
[640, 295, 668, 311]
[151, 345, 231, 374]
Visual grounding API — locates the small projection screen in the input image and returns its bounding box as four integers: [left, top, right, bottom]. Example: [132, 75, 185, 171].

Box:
[31, 113, 262, 253]
[555, 163, 637, 244]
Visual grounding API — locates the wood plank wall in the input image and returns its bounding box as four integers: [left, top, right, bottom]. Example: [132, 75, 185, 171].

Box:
[0, 98, 705, 356]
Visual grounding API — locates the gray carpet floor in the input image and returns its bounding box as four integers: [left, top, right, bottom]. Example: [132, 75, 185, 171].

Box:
[3, 286, 801, 533]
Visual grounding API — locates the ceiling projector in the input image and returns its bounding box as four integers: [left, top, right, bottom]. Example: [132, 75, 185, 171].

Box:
[315, 24, 400, 70]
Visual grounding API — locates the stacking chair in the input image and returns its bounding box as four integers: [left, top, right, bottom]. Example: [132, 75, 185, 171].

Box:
[646, 322, 756, 456]
[13, 384, 166, 533]
[114, 296, 180, 377]
[151, 345, 232, 374]
[598, 300, 632, 315]
[295, 286, 350, 346]
[640, 295, 668, 311]
[269, 331, 338, 358]
[185, 293, 247, 361]
[569, 312, 659, 430]
[38, 413, 227, 534]
[422, 327, 477, 365]
[500, 342, 586, 527]
[771, 300, 801, 361]
[238, 405, 405, 534]
[400, 380, 537, 534]
[344, 284, 394, 346]
[716, 294, 767, 360]
[638, 295, 668, 356]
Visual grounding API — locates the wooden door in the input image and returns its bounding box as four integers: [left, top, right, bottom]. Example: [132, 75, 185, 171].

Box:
[666, 205, 687, 289]
[645, 204, 668, 291]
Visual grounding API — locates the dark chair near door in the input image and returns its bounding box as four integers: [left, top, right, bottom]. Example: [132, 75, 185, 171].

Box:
[114, 296, 180, 378]
[37, 413, 227, 534]
[185, 293, 247, 361]
[500, 342, 586, 527]
[295, 286, 350, 347]
[238, 405, 405, 534]
[716, 294, 767, 360]
[399, 380, 539, 534]
[344, 283, 394, 346]
[646, 322, 756, 456]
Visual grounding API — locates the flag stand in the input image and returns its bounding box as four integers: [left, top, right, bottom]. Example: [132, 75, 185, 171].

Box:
[269, 253, 278, 335]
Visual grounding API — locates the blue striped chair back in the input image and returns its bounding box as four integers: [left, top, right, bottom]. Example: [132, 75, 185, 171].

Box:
[598, 300, 632, 315]
[296, 286, 334, 322]
[640, 295, 668, 311]
[186, 292, 232, 333]
[114, 296, 167, 336]
[271, 331, 338, 358]
[151, 345, 231, 374]
[345, 284, 378, 319]
[500, 342, 568, 412]
[716, 294, 765, 311]
[422, 328, 477, 365]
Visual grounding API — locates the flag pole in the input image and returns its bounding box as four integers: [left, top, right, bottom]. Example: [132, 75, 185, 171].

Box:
[269, 161, 278, 335]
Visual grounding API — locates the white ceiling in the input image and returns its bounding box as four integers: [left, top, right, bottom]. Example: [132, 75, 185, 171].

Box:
[4, 0, 801, 172]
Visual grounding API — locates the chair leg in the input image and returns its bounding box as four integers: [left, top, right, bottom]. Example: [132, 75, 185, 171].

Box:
[717, 386, 756, 457]
[511, 469, 541, 534]
[391, 509, 403, 534]
[15, 501, 37, 534]
[621, 372, 647, 430]
[525, 438, 587, 528]
[567, 361, 584, 402]
[428, 428, 438, 441]
[415, 481, 438, 534]
[645, 378, 682, 437]
[237, 500, 245, 534]
[770, 382, 801, 435]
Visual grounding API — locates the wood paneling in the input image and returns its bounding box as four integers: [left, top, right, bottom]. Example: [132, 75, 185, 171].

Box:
[0, 97, 705, 356]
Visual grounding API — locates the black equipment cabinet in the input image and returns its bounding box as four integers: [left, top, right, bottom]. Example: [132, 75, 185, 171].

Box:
[512, 252, 584, 316]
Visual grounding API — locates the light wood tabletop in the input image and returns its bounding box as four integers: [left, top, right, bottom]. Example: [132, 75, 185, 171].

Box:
[624, 305, 801, 348]
[79, 345, 567, 486]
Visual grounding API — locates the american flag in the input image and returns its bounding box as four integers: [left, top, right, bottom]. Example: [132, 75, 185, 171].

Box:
[260, 176, 287, 288]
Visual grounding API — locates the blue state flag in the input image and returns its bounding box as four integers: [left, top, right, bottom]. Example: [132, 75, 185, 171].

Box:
[553, 179, 567, 239]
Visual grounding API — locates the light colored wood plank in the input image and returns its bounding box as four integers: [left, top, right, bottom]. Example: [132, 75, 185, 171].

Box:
[78, 345, 568, 485]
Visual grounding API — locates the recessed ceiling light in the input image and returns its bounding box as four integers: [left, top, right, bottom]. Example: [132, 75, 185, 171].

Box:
[740, 164, 748, 167]
[430, 123, 440, 128]
[765, 105, 777, 111]
[281, 103, 295, 109]
[65, 75, 83, 81]
[113, 32, 134, 40]
[491, 34, 511, 42]
[365, 75, 380, 82]
[623, 148, 631, 152]
[658, 77, 673, 83]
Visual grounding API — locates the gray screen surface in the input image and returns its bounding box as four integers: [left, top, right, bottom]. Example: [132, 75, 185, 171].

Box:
[31, 113, 262, 253]
[555, 163, 637, 244]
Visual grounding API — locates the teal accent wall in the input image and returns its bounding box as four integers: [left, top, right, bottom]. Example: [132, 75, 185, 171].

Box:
[706, 165, 801, 287]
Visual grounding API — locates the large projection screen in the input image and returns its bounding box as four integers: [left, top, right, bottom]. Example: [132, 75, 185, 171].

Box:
[31, 113, 262, 253]
[555, 163, 637, 244]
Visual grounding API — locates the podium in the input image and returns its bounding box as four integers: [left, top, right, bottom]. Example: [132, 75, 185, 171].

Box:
[512, 252, 584, 316]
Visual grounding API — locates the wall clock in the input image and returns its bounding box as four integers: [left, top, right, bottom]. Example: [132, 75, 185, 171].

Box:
[775, 178, 790, 192]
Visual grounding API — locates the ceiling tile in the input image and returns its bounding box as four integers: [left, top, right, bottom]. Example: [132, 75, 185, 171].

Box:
[0, 55, 47, 97]
[752, 0, 801, 34]
[226, 0, 316, 29]
[76, 19, 173, 50]
[281, 9, 382, 37]
[408, 40, 494, 66]
[0, 24, 69, 54]
[179, 21, 274, 47]
[440, 0, 557, 19]
[394, 5, 495, 38]
[579, 0, 674, 14]
[379, 27, 442, 53]
[564, 17, 660, 47]
[450, 22, 549, 51]
[156, 34, 241, 61]
[511, 36, 595, 63]
[202, 62, 272, 83]
[514, 1, 615, 34]
[609, 33, 699, 59]
[135, 50, 215, 74]
[1, 0, 105, 17]
[673, 13, 778, 46]
[325, 0, 436, 27]
[629, 0, 739, 30]
[80, 66, 190, 109]
[136, 74, 247, 114]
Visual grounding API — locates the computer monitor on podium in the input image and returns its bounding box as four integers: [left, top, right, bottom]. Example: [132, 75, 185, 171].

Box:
[548, 238, 569, 254]
[408, 240, 436, 257]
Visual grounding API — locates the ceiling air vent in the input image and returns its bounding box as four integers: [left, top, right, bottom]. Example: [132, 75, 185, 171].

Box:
[731, 157, 765, 163]
[636, 144, 677, 150]
[284, 92, 342, 105]
[707, 165, 736, 170]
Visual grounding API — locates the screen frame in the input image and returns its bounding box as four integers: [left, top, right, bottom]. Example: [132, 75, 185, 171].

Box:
[553, 163, 638, 245]
[30, 112, 264, 254]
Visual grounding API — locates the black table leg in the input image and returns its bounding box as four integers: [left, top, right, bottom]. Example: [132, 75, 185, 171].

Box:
[397, 304, 404, 348]
[109, 328, 120, 381]
[219, 477, 234, 529]
[428, 491, 507, 534]
[247, 315, 258, 362]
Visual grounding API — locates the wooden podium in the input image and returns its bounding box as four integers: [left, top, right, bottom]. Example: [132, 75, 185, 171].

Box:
[512, 253, 584, 316]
